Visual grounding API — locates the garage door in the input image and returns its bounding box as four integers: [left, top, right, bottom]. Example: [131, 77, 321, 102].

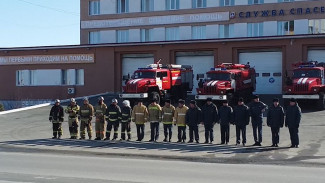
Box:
[239, 51, 282, 94]
[176, 52, 214, 95]
[308, 50, 325, 62]
[122, 54, 154, 86]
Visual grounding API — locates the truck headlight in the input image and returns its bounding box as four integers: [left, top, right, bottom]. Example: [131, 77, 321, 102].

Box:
[313, 88, 317, 92]
[140, 94, 144, 98]
[220, 91, 224, 94]
[288, 89, 292, 92]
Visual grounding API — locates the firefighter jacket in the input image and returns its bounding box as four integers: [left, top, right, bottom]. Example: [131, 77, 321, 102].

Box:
[65, 104, 80, 121]
[121, 106, 132, 123]
[148, 103, 162, 123]
[49, 105, 64, 122]
[267, 105, 285, 128]
[233, 104, 250, 126]
[185, 106, 202, 126]
[106, 104, 122, 123]
[248, 101, 268, 125]
[285, 103, 301, 129]
[201, 103, 219, 125]
[80, 104, 94, 120]
[174, 106, 189, 127]
[132, 104, 149, 125]
[95, 103, 107, 121]
[218, 105, 233, 125]
[162, 105, 175, 125]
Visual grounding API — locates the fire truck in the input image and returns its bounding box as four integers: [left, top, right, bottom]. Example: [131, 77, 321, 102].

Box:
[195, 63, 256, 104]
[283, 61, 325, 110]
[119, 62, 193, 104]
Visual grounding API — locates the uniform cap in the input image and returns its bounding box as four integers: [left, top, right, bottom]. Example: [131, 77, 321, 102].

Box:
[273, 98, 279, 102]
[206, 98, 213, 102]
[151, 98, 158, 103]
[98, 96, 104, 101]
[222, 100, 228, 104]
[70, 98, 76, 103]
[83, 97, 89, 101]
[252, 95, 259, 99]
[112, 98, 118, 103]
[190, 100, 196, 105]
[290, 98, 297, 102]
[165, 99, 171, 104]
[238, 98, 244, 102]
[55, 99, 60, 103]
[178, 99, 185, 104]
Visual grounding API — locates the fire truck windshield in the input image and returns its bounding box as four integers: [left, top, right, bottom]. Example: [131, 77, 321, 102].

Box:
[134, 71, 156, 79]
[293, 69, 321, 78]
[206, 73, 231, 81]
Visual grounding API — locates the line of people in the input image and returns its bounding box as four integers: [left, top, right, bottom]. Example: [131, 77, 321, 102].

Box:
[49, 95, 301, 148]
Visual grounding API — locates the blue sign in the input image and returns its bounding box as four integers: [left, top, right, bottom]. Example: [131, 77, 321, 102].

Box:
[269, 78, 275, 84]
[239, 6, 325, 18]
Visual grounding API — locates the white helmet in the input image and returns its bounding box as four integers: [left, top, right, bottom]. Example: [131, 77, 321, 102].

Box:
[70, 98, 76, 103]
[122, 100, 130, 107]
[112, 98, 118, 103]
[98, 96, 104, 101]
[55, 99, 60, 103]
[83, 97, 89, 102]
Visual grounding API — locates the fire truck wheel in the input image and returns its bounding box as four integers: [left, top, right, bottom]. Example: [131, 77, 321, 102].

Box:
[150, 92, 160, 105]
[317, 92, 325, 110]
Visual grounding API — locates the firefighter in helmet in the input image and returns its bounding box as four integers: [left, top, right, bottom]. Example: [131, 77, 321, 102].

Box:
[105, 99, 122, 140]
[94, 96, 107, 140]
[65, 98, 80, 139]
[79, 97, 94, 140]
[120, 100, 132, 141]
[49, 99, 64, 139]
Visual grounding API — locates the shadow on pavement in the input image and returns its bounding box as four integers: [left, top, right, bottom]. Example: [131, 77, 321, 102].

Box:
[0, 138, 290, 155]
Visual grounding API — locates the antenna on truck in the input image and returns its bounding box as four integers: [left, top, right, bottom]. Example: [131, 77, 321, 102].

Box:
[156, 59, 162, 69]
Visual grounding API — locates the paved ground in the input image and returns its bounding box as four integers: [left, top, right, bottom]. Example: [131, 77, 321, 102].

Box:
[1, 151, 325, 183]
[0, 104, 325, 167]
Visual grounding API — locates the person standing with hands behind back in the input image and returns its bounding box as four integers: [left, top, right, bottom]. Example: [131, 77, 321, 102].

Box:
[233, 98, 250, 146]
[267, 98, 285, 147]
[218, 100, 233, 145]
[185, 100, 201, 143]
[285, 98, 301, 148]
[201, 98, 219, 144]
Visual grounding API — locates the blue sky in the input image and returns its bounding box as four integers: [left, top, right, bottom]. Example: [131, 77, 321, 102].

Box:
[0, 0, 80, 48]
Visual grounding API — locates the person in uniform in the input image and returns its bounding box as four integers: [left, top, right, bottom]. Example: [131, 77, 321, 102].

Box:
[218, 100, 233, 145]
[285, 98, 301, 148]
[248, 95, 268, 146]
[49, 99, 64, 139]
[79, 97, 94, 140]
[105, 99, 121, 141]
[267, 98, 285, 147]
[233, 98, 250, 146]
[65, 98, 80, 139]
[201, 98, 219, 144]
[174, 99, 189, 143]
[121, 100, 132, 141]
[94, 96, 107, 140]
[185, 100, 201, 143]
[132, 100, 148, 141]
[148, 99, 162, 142]
[162, 99, 175, 142]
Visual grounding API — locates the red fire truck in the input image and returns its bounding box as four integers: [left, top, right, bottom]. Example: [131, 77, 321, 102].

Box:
[119, 62, 193, 104]
[195, 63, 256, 104]
[283, 61, 325, 110]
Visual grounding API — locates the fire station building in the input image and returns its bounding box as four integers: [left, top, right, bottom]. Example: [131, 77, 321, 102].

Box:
[1, 0, 325, 108]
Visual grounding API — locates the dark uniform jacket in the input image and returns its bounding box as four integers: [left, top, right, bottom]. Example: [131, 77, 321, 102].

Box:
[121, 106, 132, 123]
[49, 105, 64, 122]
[201, 103, 219, 125]
[218, 105, 233, 125]
[248, 101, 268, 125]
[285, 103, 301, 129]
[267, 105, 285, 128]
[185, 106, 202, 126]
[233, 104, 250, 126]
[106, 104, 122, 123]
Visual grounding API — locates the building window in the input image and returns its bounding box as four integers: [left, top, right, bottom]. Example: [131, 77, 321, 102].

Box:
[247, 23, 264, 37]
[192, 0, 206, 8]
[219, 24, 234, 38]
[89, 0, 100, 15]
[16, 69, 84, 86]
[141, 0, 154, 12]
[278, 0, 294, 2]
[117, 0, 129, 14]
[309, 19, 325, 34]
[220, 0, 234, 7]
[192, 26, 206, 39]
[166, 27, 180, 41]
[248, 0, 264, 4]
[89, 31, 100, 44]
[141, 29, 153, 42]
[166, 0, 179, 10]
[277, 21, 294, 35]
[117, 30, 129, 43]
